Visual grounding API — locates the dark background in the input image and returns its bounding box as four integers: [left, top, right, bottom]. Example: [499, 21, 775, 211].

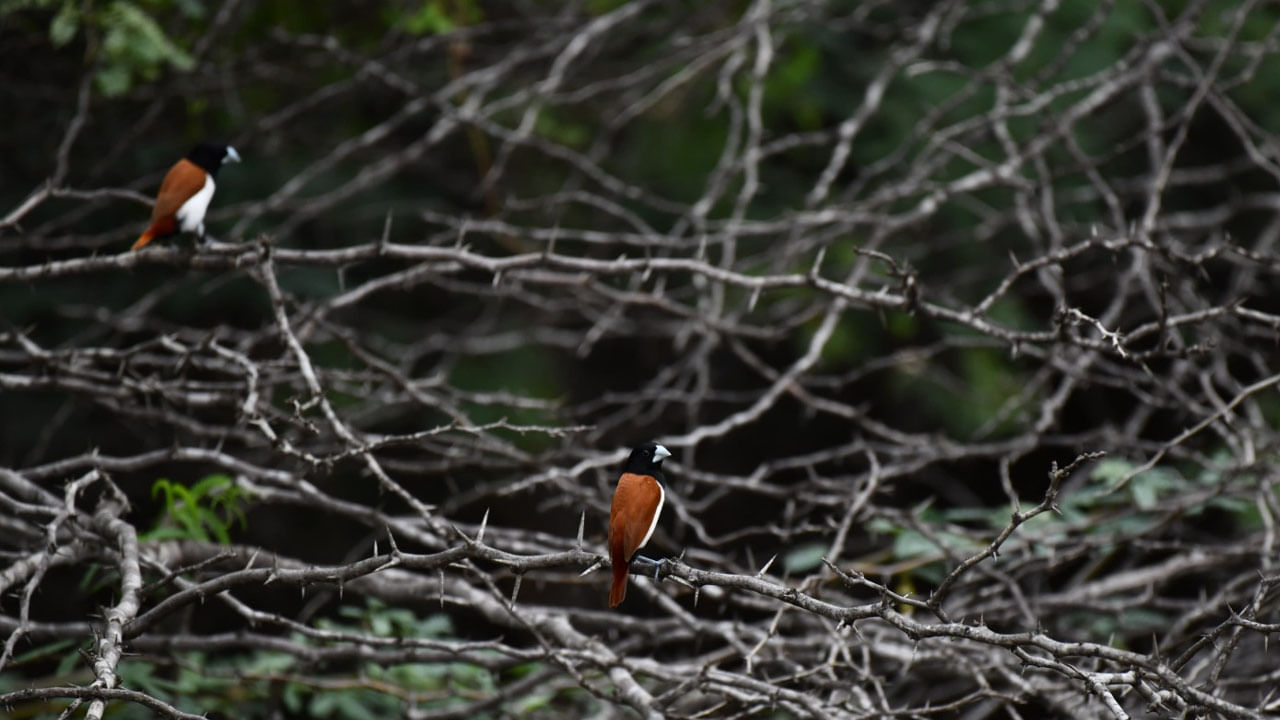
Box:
[2, 1, 1279, 718]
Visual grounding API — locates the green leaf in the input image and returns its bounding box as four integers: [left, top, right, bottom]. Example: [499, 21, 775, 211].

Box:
[9, 638, 76, 667]
[1130, 474, 1158, 510]
[418, 612, 454, 638]
[402, 0, 455, 35]
[175, 510, 209, 542]
[892, 530, 939, 559]
[309, 689, 338, 716]
[55, 642, 81, 676]
[77, 562, 104, 591]
[189, 473, 232, 497]
[49, 1, 78, 47]
[282, 682, 306, 713]
[506, 662, 541, 679]
[195, 506, 230, 544]
[243, 651, 295, 675]
[318, 690, 390, 720]
[865, 517, 898, 536]
[782, 542, 827, 574]
[151, 478, 175, 507]
[107, 1, 195, 70]
[1117, 608, 1169, 632]
[1091, 458, 1136, 485]
[444, 662, 495, 691]
[141, 526, 200, 542]
[145, 474, 249, 544]
[167, 483, 195, 510]
[172, 0, 204, 18]
[509, 689, 555, 715]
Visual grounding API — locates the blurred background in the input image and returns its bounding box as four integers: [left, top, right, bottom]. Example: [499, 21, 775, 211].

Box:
[3, 1, 1280, 718]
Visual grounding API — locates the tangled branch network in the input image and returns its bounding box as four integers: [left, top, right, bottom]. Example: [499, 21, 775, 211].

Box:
[3, 2, 1280, 718]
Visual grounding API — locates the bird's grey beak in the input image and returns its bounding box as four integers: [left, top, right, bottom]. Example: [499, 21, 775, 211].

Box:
[653, 445, 672, 461]
[225, 146, 241, 163]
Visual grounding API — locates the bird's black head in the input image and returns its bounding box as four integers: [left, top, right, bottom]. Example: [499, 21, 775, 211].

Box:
[622, 442, 672, 477]
[186, 142, 241, 176]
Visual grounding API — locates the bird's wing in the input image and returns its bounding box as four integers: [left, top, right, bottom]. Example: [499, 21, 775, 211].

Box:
[150, 158, 208, 224]
[609, 472, 664, 561]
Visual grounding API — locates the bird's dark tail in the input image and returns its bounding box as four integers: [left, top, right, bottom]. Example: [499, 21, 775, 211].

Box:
[131, 228, 156, 251]
[609, 562, 628, 608]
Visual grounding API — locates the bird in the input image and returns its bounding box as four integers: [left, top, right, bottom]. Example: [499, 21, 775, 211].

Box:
[608, 442, 672, 607]
[132, 142, 241, 251]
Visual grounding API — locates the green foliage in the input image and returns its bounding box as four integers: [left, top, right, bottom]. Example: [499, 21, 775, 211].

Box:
[1090, 456, 1263, 529]
[400, 1, 455, 35]
[0, 599, 564, 719]
[106, 601, 555, 719]
[536, 108, 592, 150]
[869, 455, 1264, 606]
[867, 509, 985, 584]
[783, 542, 827, 574]
[397, 0, 482, 35]
[763, 40, 823, 130]
[954, 348, 1024, 433]
[617, 102, 732, 203]
[1059, 607, 1171, 644]
[328, 598, 456, 638]
[886, 342, 1031, 438]
[1091, 458, 1180, 511]
[143, 474, 249, 544]
[5, 638, 78, 671]
[0, 0, 201, 95]
[96, 1, 197, 95]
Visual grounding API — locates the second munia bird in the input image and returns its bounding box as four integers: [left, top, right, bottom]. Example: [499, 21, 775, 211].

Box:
[132, 142, 240, 251]
[607, 442, 671, 607]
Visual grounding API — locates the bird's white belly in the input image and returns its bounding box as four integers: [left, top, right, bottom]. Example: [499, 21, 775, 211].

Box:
[176, 175, 215, 233]
[637, 481, 664, 549]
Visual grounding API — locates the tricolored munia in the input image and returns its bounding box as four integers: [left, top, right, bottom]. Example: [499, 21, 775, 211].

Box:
[132, 142, 240, 251]
[607, 442, 671, 607]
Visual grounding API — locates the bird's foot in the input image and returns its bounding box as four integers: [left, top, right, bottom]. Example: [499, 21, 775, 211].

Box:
[632, 554, 667, 580]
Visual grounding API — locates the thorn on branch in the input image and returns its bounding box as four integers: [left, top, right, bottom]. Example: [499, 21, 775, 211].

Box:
[450, 523, 475, 546]
[378, 211, 392, 255]
[476, 508, 489, 544]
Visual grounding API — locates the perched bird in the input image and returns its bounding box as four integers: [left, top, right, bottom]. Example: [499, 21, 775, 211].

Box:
[132, 142, 241, 251]
[608, 442, 672, 607]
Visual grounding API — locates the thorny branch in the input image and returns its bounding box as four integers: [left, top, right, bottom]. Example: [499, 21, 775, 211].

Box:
[3, 1, 1280, 718]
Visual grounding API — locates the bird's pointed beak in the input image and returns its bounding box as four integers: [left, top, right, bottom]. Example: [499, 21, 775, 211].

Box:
[653, 445, 672, 461]
[225, 146, 242, 164]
